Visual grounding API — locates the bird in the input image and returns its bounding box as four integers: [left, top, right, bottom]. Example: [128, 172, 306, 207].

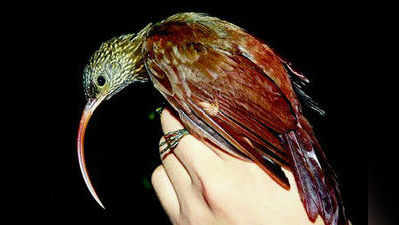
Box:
[77, 12, 348, 225]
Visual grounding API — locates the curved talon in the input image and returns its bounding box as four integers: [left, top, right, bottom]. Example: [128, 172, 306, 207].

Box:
[159, 129, 189, 156]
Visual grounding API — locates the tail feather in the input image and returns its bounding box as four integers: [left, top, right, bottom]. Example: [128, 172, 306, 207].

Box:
[283, 129, 348, 225]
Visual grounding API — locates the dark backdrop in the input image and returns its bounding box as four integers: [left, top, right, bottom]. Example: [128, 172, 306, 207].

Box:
[40, 2, 368, 224]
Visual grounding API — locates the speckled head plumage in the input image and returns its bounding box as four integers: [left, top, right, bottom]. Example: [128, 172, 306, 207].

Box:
[83, 24, 152, 100]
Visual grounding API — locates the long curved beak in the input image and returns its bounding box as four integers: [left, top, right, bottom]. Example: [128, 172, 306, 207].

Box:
[77, 97, 106, 209]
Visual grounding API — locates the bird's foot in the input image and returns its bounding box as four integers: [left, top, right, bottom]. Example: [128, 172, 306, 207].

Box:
[159, 129, 189, 158]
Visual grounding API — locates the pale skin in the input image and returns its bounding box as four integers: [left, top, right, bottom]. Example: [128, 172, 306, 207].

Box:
[152, 108, 326, 225]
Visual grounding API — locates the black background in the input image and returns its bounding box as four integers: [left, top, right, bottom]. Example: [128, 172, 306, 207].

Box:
[32, 1, 371, 224]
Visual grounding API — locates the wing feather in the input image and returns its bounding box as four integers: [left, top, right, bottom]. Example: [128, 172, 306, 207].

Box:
[142, 13, 348, 225]
[143, 18, 299, 188]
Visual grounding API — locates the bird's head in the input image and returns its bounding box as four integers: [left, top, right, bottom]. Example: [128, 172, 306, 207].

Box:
[82, 32, 149, 102]
[77, 24, 151, 209]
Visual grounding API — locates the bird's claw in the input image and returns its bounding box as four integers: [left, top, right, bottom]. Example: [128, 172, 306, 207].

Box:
[159, 129, 189, 157]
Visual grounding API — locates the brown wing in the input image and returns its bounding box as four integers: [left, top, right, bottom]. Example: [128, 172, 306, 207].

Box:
[142, 14, 302, 188]
[143, 13, 348, 225]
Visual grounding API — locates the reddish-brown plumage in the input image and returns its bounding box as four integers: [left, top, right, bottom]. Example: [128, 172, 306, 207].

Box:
[141, 13, 348, 225]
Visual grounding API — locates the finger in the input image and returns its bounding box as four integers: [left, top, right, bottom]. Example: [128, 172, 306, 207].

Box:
[159, 136, 194, 198]
[159, 136, 212, 213]
[151, 165, 180, 223]
[160, 108, 223, 182]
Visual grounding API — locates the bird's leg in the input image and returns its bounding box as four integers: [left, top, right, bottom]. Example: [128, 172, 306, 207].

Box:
[159, 129, 189, 157]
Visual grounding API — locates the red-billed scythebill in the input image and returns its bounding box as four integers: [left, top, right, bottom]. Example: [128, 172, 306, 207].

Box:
[77, 12, 348, 225]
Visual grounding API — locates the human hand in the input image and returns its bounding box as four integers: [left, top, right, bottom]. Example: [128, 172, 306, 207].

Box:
[151, 108, 325, 225]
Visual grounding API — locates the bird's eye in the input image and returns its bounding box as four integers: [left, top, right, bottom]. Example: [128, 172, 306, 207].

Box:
[97, 76, 106, 86]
